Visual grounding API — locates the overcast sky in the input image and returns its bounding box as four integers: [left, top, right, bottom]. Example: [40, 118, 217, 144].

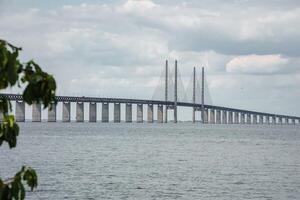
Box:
[1, 0, 300, 118]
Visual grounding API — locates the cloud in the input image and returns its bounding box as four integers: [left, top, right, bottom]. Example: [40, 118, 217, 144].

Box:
[0, 0, 300, 116]
[226, 54, 289, 74]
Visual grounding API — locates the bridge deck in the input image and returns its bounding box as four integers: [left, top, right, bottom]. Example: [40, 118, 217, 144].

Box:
[1, 93, 299, 120]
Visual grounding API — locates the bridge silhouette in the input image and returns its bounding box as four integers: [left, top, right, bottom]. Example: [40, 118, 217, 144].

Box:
[1, 60, 299, 125]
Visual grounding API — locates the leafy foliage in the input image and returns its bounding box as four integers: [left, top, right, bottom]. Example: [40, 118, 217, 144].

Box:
[0, 39, 57, 199]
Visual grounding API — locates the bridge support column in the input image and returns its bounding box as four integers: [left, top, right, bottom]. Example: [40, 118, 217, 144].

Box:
[228, 111, 233, 124]
[157, 105, 163, 123]
[216, 110, 221, 124]
[241, 113, 245, 124]
[32, 103, 41, 122]
[48, 103, 56, 122]
[278, 117, 282, 125]
[272, 116, 276, 125]
[259, 115, 263, 124]
[125, 103, 132, 123]
[147, 104, 153, 123]
[89, 102, 97, 122]
[114, 103, 121, 123]
[266, 116, 270, 124]
[286, 117, 289, 125]
[221, 110, 227, 124]
[192, 107, 195, 123]
[246, 113, 251, 124]
[253, 114, 257, 124]
[16, 101, 25, 122]
[137, 104, 143, 123]
[102, 103, 109, 122]
[62, 102, 71, 122]
[209, 109, 215, 124]
[76, 102, 84, 122]
[234, 112, 239, 124]
[203, 108, 208, 123]
[292, 118, 295, 125]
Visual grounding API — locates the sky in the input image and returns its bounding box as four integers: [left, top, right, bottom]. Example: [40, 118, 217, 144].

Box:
[1, 0, 300, 119]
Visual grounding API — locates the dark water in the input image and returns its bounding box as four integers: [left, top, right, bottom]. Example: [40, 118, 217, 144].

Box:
[1, 123, 300, 199]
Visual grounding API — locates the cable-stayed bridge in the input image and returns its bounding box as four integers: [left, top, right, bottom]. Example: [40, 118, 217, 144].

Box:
[1, 60, 300, 125]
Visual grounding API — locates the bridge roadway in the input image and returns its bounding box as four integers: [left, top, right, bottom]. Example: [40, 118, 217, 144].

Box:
[1, 93, 299, 120]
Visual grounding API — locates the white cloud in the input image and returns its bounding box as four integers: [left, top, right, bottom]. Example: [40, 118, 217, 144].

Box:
[226, 54, 289, 74]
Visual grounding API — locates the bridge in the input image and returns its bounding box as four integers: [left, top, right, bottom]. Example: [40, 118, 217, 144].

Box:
[1, 60, 300, 125]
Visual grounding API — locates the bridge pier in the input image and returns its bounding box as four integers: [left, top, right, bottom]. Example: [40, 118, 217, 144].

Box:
[209, 109, 215, 124]
[89, 102, 97, 122]
[285, 117, 289, 125]
[114, 103, 121, 123]
[102, 103, 109, 122]
[234, 112, 239, 124]
[125, 103, 132, 123]
[253, 114, 257, 124]
[32, 103, 41, 122]
[216, 110, 221, 124]
[246, 113, 251, 124]
[241, 113, 245, 124]
[278, 117, 282, 125]
[272, 116, 276, 125]
[76, 102, 84, 122]
[157, 105, 163, 123]
[48, 103, 56, 122]
[292, 118, 295, 125]
[228, 111, 233, 124]
[16, 101, 25, 122]
[266, 115, 270, 124]
[259, 115, 263, 124]
[137, 104, 143, 123]
[203, 108, 208, 123]
[62, 102, 71, 122]
[221, 110, 227, 124]
[147, 104, 153, 123]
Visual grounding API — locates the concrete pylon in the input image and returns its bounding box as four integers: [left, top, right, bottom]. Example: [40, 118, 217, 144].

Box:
[272, 116, 276, 125]
[278, 117, 282, 125]
[286, 117, 289, 125]
[174, 60, 178, 123]
[216, 110, 221, 124]
[241, 113, 245, 124]
[203, 108, 208, 123]
[76, 102, 84, 122]
[147, 104, 153, 123]
[266, 116, 270, 124]
[102, 103, 109, 122]
[292, 118, 295, 125]
[48, 103, 56, 122]
[253, 114, 257, 124]
[201, 67, 205, 124]
[16, 101, 25, 122]
[157, 105, 163, 123]
[164, 60, 168, 123]
[259, 115, 263, 124]
[209, 109, 215, 124]
[228, 111, 233, 124]
[89, 102, 97, 122]
[114, 103, 121, 123]
[32, 103, 41, 122]
[62, 102, 71, 122]
[246, 113, 251, 124]
[137, 104, 143, 123]
[192, 67, 196, 123]
[234, 112, 239, 124]
[222, 110, 227, 124]
[125, 103, 132, 123]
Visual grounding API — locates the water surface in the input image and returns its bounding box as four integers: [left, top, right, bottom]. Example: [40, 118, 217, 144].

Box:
[1, 123, 299, 199]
